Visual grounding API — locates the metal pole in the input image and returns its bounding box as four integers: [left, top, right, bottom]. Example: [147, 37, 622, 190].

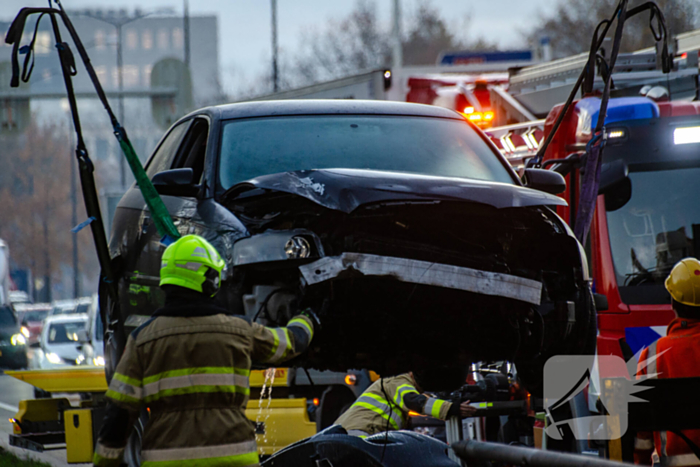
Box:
[70, 117, 79, 299]
[116, 23, 126, 188]
[271, 0, 279, 92]
[183, 0, 191, 70]
[392, 0, 403, 69]
[451, 440, 632, 467]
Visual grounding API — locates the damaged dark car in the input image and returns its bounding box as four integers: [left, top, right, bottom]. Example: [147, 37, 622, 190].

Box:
[105, 100, 595, 393]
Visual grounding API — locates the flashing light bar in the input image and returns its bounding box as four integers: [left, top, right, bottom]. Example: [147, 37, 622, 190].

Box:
[608, 129, 625, 139]
[674, 126, 700, 145]
[464, 106, 475, 114]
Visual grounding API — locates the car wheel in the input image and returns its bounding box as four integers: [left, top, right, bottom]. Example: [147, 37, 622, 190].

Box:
[103, 293, 126, 384]
[316, 386, 356, 432]
[516, 285, 597, 398]
[123, 407, 149, 467]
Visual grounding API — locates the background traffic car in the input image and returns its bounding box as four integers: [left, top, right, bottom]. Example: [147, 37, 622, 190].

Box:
[0, 304, 28, 369]
[32, 314, 88, 370]
[104, 100, 593, 393]
[48, 297, 93, 317]
[76, 298, 105, 367]
[15, 303, 51, 346]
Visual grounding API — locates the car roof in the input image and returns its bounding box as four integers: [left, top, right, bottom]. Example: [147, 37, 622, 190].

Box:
[44, 314, 88, 324]
[198, 99, 466, 121]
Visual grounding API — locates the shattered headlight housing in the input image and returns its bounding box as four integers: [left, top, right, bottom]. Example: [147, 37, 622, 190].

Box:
[233, 230, 323, 266]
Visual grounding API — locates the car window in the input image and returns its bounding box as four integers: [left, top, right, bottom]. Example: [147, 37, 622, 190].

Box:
[76, 304, 90, 315]
[171, 118, 209, 183]
[24, 310, 49, 322]
[0, 307, 16, 326]
[48, 321, 86, 344]
[218, 115, 514, 189]
[145, 120, 192, 178]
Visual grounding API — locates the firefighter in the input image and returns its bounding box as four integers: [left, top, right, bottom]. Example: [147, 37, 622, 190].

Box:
[334, 372, 477, 437]
[93, 235, 318, 467]
[634, 257, 700, 467]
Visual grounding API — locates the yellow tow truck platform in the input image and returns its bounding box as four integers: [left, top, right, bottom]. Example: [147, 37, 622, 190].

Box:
[6, 367, 316, 463]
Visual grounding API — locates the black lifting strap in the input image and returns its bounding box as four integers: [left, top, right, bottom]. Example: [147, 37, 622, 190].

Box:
[5, 7, 117, 303]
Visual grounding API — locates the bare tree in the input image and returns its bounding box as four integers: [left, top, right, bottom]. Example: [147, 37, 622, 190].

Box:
[526, 0, 699, 59]
[0, 118, 98, 300]
[280, 0, 496, 90]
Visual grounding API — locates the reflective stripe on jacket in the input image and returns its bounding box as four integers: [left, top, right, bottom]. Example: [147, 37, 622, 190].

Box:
[335, 373, 452, 435]
[93, 302, 313, 467]
[635, 318, 700, 467]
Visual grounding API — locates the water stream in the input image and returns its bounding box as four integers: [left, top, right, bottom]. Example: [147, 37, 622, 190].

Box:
[256, 368, 277, 455]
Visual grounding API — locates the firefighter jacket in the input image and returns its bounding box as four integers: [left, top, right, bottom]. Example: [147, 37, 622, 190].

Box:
[335, 373, 454, 436]
[635, 317, 700, 467]
[92, 289, 315, 467]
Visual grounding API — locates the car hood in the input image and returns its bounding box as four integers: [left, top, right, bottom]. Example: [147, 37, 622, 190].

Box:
[230, 169, 566, 213]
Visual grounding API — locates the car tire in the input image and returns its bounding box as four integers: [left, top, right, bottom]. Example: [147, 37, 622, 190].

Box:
[516, 285, 597, 398]
[123, 407, 149, 467]
[103, 291, 126, 384]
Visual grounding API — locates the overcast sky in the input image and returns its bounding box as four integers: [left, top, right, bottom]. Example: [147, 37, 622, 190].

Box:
[1, 0, 558, 93]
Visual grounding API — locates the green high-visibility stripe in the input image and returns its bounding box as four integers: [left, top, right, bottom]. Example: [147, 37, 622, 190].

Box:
[265, 329, 280, 361]
[288, 317, 313, 339]
[106, 389, 140, 405]
[141, 451, 259, 467]
[143, 384, 250, 403]
[93, 452, 123, 467]
[113, 372, 142, 388]
[430, 399, 445, 418]
[143, 367, 250, 385]
[354, 401, 400, 430]
[394, 384, 418, 409]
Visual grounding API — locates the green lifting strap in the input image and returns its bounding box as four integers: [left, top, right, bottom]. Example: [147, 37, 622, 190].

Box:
[115, 128, 180, 240]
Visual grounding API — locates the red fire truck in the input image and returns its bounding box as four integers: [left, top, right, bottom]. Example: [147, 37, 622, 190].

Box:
[486, 29, 700, 366]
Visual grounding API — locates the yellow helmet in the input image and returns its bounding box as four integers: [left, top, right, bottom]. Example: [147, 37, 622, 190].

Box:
[665, 258, 700, 307]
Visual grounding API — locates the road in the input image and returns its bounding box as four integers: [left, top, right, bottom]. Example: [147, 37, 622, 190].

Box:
[0, 352, 91, 466]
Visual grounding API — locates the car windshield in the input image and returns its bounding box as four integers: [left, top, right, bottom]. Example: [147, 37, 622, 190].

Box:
[606, 166, 700, 304]
[0, 307, 16, 326]
[51, 306, 76, 315]
[23, 310, 49, 322]
[48, 321, 85, 344]
[218, 115, 514, 189]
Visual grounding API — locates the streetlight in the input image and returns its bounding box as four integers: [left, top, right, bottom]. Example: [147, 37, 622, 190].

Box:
[74, 8, 168, 188]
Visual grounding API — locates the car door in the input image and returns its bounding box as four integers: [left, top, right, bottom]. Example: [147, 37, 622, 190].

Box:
[111, 117, 211, 331]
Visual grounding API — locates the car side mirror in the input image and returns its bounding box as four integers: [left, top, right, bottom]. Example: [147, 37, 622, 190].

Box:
[593, 293, 608, 312]
[75, 329, 90, 344]
[152, 168, 199, 197]
[598, 159, 631, 212]
[522, 168, 566, 195]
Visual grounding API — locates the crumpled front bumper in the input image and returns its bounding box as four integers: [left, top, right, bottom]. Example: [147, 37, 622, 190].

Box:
[299, 252, 542, 305]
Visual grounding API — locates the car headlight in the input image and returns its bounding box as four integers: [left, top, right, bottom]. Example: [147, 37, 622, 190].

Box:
[46, 352, 63, 364]
[76, 354, 86, 365]
[93, 356, 105, 366]
[10, 334, 26, 346]
[20, 326, 30, 338]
